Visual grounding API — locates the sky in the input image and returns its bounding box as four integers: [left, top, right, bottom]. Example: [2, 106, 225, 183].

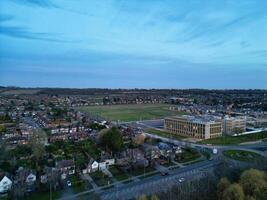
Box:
[0, 0, 267, 89]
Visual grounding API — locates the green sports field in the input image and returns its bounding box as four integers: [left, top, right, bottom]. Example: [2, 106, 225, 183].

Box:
[77, 104, 186, 122]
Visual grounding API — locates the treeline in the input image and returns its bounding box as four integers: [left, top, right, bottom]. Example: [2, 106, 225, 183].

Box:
[217, 169, 267, 200]
[0, 86, 266, 96]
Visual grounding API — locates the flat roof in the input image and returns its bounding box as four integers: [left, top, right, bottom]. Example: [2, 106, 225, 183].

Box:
[165, 115, 222, 124]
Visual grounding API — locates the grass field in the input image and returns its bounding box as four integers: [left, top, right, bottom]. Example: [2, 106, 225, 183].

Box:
[77, 104, 186, 121]
[175, 148, 201, 163]
[198, 131, 267, 145]
[223, 150, 264, 161]
[90, 171, 113, 187]
[109, 166, 129, 181]
[146, 128, 186, 140]
[0, 89, 41, 95]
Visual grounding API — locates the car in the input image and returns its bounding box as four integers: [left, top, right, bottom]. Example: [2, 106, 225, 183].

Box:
[161, 170, 169, 176]
[208, 157, 213, 161]
[178, 177, 185, 183]
[67, 180, 72, 187]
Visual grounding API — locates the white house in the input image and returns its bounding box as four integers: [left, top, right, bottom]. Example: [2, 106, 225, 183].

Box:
[104, 158, 115, 166]
[26, 173, 36, 185]
[82, 160, 100, 174]
[0, 176, 12, 193]
[91, 161, 99, 172]
[99, 158, 115, 171]
[99, 162, 107, 171]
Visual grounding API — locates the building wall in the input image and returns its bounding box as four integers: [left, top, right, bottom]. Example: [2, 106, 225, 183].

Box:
[164, 117, 222, 139]
[223, 117, 246, 135]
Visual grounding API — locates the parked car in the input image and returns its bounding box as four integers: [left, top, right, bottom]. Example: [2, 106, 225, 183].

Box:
[178, 177, 185, 183]
[67, 180, 72, 187]
[160, 170, 169, 176]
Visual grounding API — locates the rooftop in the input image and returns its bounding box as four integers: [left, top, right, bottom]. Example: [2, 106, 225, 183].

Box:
[165, 115, 222, 124]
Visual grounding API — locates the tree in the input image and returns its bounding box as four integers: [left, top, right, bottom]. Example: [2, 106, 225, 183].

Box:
[223, 183, 244, 200]
[151, 194, 160, 200]
[0, 125, 6, 133]
[100, 127, 123, 153]
[136, 194, 147, 200]
[239, 169, 267, 198]
[29, 129, 47, 170]
[245, 196, 256, 200]
[133, 133, 145, 145]
[217, 177, 231, 200]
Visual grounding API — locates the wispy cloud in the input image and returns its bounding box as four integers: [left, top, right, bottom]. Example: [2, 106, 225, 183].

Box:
[0, 25, 79, 43]
[0, 0, 266, 88]
[0, 14, 14, 22]
[10, 0, 58, 8]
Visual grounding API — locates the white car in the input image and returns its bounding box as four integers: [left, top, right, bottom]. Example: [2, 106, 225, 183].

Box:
[178, 177, 185, 183]
[67, 180, 72, 187]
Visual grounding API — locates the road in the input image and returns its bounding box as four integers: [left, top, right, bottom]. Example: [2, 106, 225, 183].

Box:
[58, 159, 221, 200]
[144, 132, 267, 158]
[100, 160, 220, 200]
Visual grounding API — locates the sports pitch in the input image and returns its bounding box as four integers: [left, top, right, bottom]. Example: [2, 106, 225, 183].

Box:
[77, 104, 186, 122]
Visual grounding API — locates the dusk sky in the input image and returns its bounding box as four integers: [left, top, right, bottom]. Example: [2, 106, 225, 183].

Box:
[0, 0, 266, 89]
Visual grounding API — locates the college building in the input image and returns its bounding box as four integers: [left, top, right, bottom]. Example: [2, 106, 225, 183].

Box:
[222, 116, 246, 135]
[164, 115, 222, 139]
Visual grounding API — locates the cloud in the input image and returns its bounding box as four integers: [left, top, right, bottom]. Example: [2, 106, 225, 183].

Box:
[240, 41, 250, 48]
[0, 25, 79, 43]
[248, 50, 267, 57]
[0, 14, 14, 22]
[10, 0, 58, 8]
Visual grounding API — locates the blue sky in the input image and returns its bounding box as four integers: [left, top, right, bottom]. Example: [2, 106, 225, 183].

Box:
[0, 0, 266, 89]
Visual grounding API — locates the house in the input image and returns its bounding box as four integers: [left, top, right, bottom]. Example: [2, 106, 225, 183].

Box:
[98, 158, 115, 171]
[144, 145, 161, 160]
[99, 153, 115, 171]
[158, 142, 172, 158]
[25, 173, 36, 185]
[117, 148, 148, 169]
[0, 175, 12, 194]
[99, 162, 107, 171]
[82, 159, 96, 174]
[40, 167, 60, 190]
[56, 160, 75, 178]
[91, 161, 99, 172]
[16, 168, 37, 192]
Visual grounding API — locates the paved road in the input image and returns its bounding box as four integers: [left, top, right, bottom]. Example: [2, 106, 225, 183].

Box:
[58, 159, 220, 200]
[144, 132, 267, 158]
[101, 160, 220, 200]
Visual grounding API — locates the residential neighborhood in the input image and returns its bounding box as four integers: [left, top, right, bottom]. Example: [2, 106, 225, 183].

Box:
[0, 88, 266, 199]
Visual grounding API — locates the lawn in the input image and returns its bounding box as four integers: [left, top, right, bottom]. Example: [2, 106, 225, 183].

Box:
[175, 148, 201, 163]
[109, 166, 129, 181]
[198, 131, 267, 145]
[128, 166, 156, 177]
[27, 190, 61, 200]
[90, 171, 112, 187]
[69, 175, 87, 193]
[161, 160, 176, 167]
[146, 128, 186, 140]
[77, 104, 186, 122]
[223, 150, 264, 162]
